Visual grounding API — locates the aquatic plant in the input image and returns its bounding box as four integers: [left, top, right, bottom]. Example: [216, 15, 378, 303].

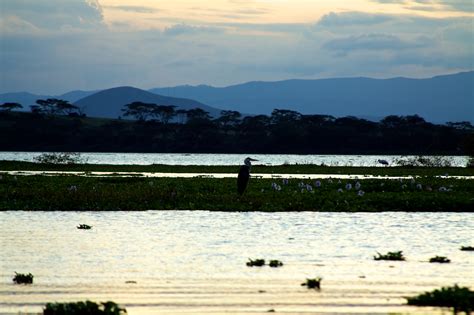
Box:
[429, 256, 451, 263]
[406, 285, 473, 315]
[460, 246, 474, 251]
[374, 251, 406, 261]
[13, 272, 34, 284]
[301, 278, 322, 289]
[77, 224, 92, 230]
[34, 152, 86, 165]
[246, 259, 265, 267]
[269, 260, 283, 267]
[43, 300, 127, 315]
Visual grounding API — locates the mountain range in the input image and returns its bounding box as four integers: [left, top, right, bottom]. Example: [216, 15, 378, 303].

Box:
[1, 71, 472, 123]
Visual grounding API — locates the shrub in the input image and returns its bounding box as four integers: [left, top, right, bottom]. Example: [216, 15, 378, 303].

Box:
[406, 285, 473, 315]
[460, 246, 474, 251]
[395, 155, 453, 167]
[13, 272, 34, 284]
[43, 301, 127, 315]
[301, 278, 322, 289]
[374, 251, 405, 261]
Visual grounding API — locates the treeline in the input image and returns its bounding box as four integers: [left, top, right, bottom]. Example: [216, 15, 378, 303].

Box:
[0, 99, 473, 154]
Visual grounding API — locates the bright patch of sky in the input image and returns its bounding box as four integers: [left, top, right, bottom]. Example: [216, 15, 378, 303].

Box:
[0, 0, 472, 94]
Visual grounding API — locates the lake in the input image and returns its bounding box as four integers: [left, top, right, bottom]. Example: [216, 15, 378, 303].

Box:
[1, 211, 472, 314]
[0, 152, 469, 167]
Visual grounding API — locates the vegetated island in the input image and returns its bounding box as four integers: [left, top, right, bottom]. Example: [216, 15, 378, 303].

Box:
[1, 161, 473, 211]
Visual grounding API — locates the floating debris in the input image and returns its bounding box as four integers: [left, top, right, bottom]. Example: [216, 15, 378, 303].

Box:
[77, 224, 92, 230]
[13, 272, 33, 284]
[269, 260, 283, 268]
[429, 256, 451, 263]
[374, 251, 405, 261]
[301, 278, 322, 290]
[246, 259, 265, 267]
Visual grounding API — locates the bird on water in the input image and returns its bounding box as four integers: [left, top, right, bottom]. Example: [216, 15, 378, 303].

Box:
[237, 157, 258, 195]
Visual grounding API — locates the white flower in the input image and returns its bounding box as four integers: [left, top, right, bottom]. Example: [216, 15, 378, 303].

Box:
[416, 183, 422, 190]
[337, 188, 344, 193]
[345, 183, 352, 190]
[438, 186, 447, 192]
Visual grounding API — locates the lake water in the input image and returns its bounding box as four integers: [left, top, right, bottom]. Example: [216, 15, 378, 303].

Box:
[1, 211, 472, 315]
[0, 152, 469, 167]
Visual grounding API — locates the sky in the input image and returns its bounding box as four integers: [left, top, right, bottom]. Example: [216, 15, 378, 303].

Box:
[0, 0, 473, 94]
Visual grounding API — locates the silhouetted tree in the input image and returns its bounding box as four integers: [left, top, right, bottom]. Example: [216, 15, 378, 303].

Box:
[186, 108, 211, 123]
[122, 102, 156, 121]
[176, 109, 188, 124]
[216, 110, 241, 127]
[153, 105, 177, 124]
[0, 102, 23, 112]
[271, 109, 302, 124]
[30, 99, 79, 116]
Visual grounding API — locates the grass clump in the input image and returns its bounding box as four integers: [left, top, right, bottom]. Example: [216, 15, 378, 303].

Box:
[269, 260, 283, 268]
[13, 272, 33, 284]
[77, 224, 92, 230]
[246, 259, 265, 267]
[301, 278, 322, 290]
[430, 256, 451, 263]
[406, 285, 474, 314]
[43, 300, 127, 315]
[460, 246, 474, 251]
[374, 251, 406, 261]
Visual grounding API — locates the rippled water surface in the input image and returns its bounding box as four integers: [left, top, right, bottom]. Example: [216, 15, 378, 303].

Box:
[0, 152, 469, 167]
[1, 211, 473, 314]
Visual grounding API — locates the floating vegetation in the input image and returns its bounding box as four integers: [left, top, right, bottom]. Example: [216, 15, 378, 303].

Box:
[269, 260, 283, 268]
[374, 251, 406, 261]
[301, 278, 322, 290]
[13, 272, 34, 284]
[429, 256, 451, 263]
[77, 224, 92, 230]
[406, 285, 474, 315]
[43, 300, 127, 315]
[246, 259, 265, 267]
[0, 172, 473, 211]
[460, 246, 474, 251]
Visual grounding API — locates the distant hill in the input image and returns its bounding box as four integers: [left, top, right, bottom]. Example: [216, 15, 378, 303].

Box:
[74, 86, 221, 119]
[150, 71, 474, 123]
[0, 90, 96, 109]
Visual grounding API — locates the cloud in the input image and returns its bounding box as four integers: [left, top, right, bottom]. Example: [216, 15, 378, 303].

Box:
[317, 12, 395, 27]
[103, 5, 159, 14]
[163, 24, 224, 36]
[323, 33, 432, 53]
[370, 0, 474, 12]
[1, 0, 103, 31]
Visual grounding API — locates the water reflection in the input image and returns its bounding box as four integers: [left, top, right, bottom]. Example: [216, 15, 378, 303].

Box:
[0, 211, 472, 314]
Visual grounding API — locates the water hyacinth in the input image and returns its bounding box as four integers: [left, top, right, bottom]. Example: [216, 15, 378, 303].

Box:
[439, 186, 447, 192]
[357, 190, 365, 197]
[314, 180, 321, 188]
[337, 188, 344, 193]
[282, 178, 289, 185]
[416, 183, 423, 190]
[68, 185, 78, 192]
[306, 184, 313, 192]
[271, 182, 281, 191]
[298, 181, 306, 188]
[345, 183, 352, 190]
[354, 181, 361, 190]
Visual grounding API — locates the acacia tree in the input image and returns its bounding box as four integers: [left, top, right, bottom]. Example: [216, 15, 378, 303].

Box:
[186, 108, 211, 123]
[216, 110, 241, 127]
[0, 102, 23, 112]
[122, 102, 156, 121]
[30, 99, 79, 116]
[176, 109, 188, 124]
[153, 105, 177, 124]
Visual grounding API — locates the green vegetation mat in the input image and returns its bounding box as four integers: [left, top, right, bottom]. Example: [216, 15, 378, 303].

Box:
[1, 174, 472, 211]
[1, 161, 474, 176]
